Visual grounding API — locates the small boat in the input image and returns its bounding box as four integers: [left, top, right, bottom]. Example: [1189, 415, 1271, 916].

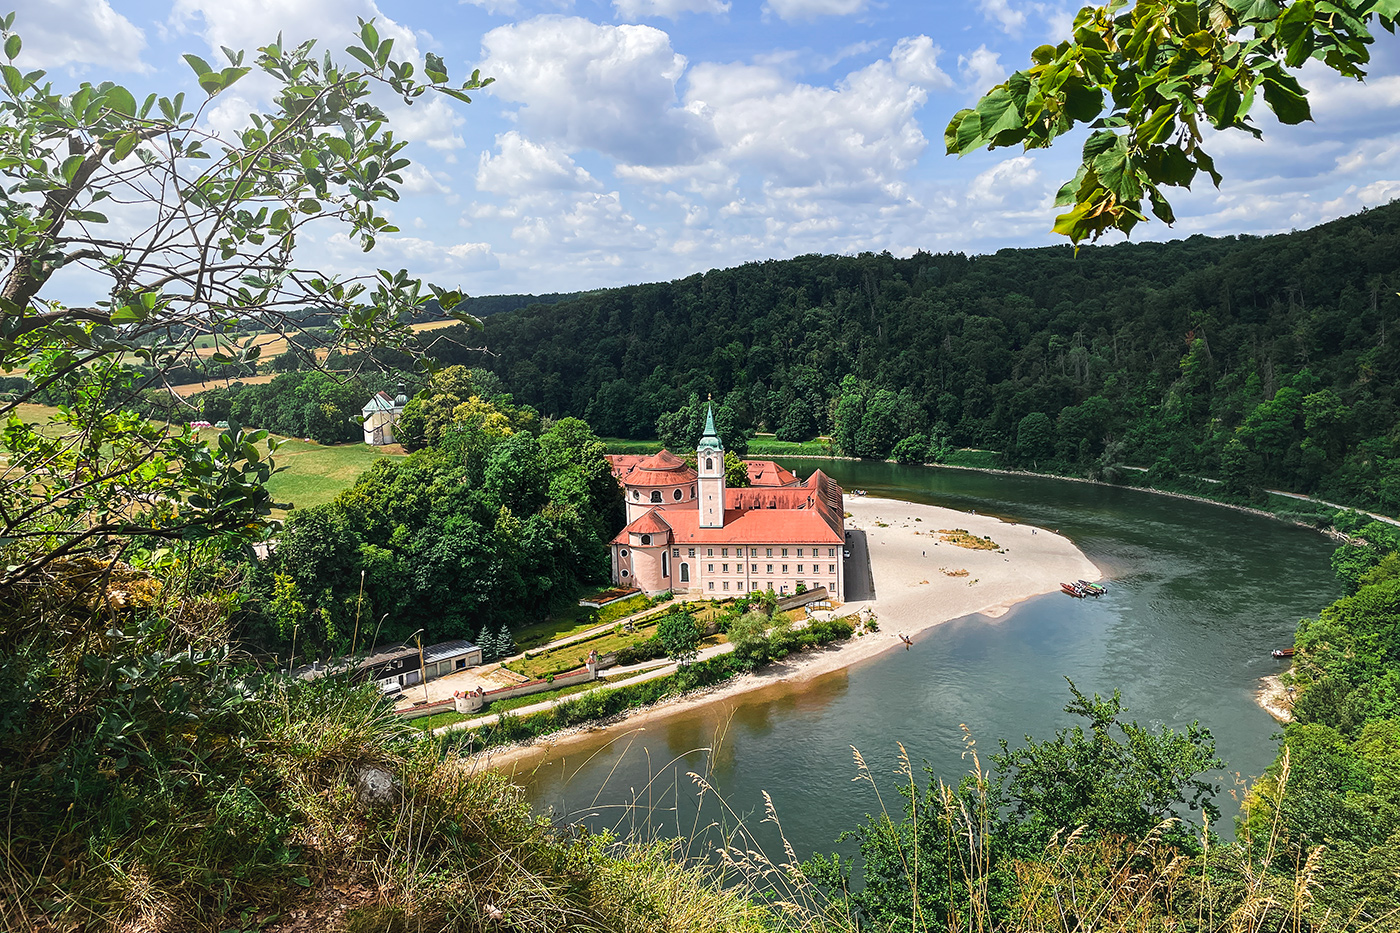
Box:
[1272, 648, 1296, 659]
[1077, 580, 1106, 597]
[1061, 582, 1085, 598]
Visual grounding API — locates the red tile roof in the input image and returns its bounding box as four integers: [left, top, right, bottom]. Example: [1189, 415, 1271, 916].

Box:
[646, 504, 843, 546]
[637, 449, 687, 471]
[611, 509, 673, 544]
[745, 460, 800, 487]
[608, 449, 698, 487]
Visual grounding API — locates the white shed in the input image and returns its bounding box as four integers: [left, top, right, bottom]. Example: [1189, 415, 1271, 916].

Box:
[362, 387, 408, 445]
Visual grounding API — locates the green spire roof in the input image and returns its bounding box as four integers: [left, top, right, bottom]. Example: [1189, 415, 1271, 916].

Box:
[698, 403, 723, 451]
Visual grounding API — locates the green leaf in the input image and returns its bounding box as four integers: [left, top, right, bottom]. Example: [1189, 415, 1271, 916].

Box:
[182, 53, 214, 76]
[3, 33, 19, 60]
[424, 51, 448, 82]
[1137, 103, 1177, 145]
[325, 137, 353, 161]
[1226, 0, 1283, 20]
[975, 87, 1025, 141]
[944, 108, 974, 153]
[1262, 72, 1312, 123]
[68, 210, 108, 223]
[112, 132, 138, 162]
[359, 20, 380, 55]
[1278, 0, 1316, 65]
[105, 86, 137, 117]
[219, 66, 250, 91]
[344, 45, 377, 71]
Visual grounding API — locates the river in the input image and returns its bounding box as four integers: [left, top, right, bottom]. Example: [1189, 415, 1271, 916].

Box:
[510, 461, 1339, 865]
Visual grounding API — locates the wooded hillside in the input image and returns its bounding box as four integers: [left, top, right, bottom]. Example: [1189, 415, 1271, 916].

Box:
[459, 203, 1400, 511]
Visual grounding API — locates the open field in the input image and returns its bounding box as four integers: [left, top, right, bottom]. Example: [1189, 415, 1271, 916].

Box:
[239, 436, 398, 512]
[746, 435, 837, 457]
[168, 373, 282, 397]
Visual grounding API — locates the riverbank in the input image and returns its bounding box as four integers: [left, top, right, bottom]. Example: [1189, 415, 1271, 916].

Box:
[473, 495, 1100, 774]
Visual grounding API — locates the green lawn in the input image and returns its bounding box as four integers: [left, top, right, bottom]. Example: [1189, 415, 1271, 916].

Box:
[746, 436, 838, 457]
[262, 438, 397, 512]
[186, 427, 399, 513]
[601, 438, 663, 454]
[513, 592, 655, 651]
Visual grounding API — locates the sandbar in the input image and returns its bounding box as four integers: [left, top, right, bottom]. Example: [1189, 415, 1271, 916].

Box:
[474, 495, 1101, 772]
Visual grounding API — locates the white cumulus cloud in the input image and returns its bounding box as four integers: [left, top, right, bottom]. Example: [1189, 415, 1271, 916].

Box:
[959, 45, 1006, 94]
[978, 0, 1027, 35]
[10, 0, 147, 72]
[479, 16, 716, 165]
[476, 132, 601, 196]
[614, 0, 731, 19]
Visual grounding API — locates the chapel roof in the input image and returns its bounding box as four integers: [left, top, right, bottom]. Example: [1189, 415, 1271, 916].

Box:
[611, 508, 673, 544]
[637, 449, 687, 472]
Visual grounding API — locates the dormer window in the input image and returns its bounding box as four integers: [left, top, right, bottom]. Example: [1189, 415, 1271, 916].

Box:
[632, 490, 639, 500]
[641, 534, 652, 546]
[650, 490, 662, 503]
[673, 489, 683, 500]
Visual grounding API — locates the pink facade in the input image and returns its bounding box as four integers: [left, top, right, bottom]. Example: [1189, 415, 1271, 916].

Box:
[607, 414, 845, 600]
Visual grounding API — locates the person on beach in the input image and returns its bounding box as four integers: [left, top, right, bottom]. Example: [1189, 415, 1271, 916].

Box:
[900, 633, 913, 649]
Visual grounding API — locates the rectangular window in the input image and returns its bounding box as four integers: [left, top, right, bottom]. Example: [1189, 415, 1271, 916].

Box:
[722, 548, 729, 557]
[797, 548, 804, 557]
[751, 564, 758, 572]
[751, 548, 759, 557]
[766, 548, 773, 557]
[708, 582, 715, 590]
[722, 564, 729, 573]
[723, 581, 730, 591]
[782, 564, 789, 573]
[830, 564, 836, 573]
[797, 564, 804, 573]
[708, 563, 715, 573]
[782, 548, 789, 558]
[672, 549, 680, 557]
[688, 548, 696, 557]
[767, 564, 773, 573]
[829, 548, 835, 557]
[707, 548, 714, 557]
[752, 582, 759, 590]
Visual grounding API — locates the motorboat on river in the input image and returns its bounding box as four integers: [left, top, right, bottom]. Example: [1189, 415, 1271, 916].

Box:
[1272, 647, 1296, 659]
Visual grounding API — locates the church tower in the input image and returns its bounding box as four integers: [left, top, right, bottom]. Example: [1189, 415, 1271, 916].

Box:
[697, 403, 725, 528]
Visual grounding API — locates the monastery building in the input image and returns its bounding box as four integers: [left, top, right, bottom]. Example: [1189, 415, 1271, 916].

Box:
[607, 406, 846, 600]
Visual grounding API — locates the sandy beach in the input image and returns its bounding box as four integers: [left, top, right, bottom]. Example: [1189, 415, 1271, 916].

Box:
[474, 495, 1101, 771]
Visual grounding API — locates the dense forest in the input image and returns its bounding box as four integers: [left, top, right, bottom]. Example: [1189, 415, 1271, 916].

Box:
[458, 203, 1400, 512]
[239, 367, 622, 658]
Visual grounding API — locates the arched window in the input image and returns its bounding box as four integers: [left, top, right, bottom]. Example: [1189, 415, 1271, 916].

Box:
[662, 552, 669, 577]
[640, 534, 652, 546]
[680, 563, 690, 583]
[650, 490, 662, 503]
[705, 457, 713, 471]
[673, 488, 683, 500]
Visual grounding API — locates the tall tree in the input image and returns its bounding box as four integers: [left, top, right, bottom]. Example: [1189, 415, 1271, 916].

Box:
[0, 14, 489, 584]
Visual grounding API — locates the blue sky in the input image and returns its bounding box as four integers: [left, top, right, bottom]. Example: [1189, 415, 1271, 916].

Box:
[18, 0, 1400, 298]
